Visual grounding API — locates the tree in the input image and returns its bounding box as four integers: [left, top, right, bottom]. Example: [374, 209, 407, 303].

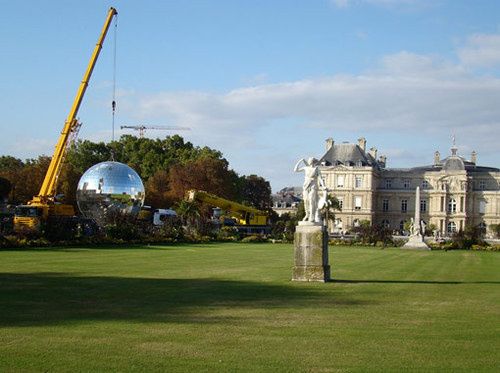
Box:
[491, 224, 500, 239]
[167, 157, 240, 203]
[451, 224, 485, 250]
[271, 212, 299, 242]
[145, 170, 173, 208]
[320, 194, 341, 229]
[58, 163, 82, 207]
[0, 156, 24, 172]
[351, 220, 389, 246]
[0, 177, 11, 200]
[0, 156, 51, 204]
[239, 175, 272, 210]
[0, 156, 24, 202]
[175, 199, 201, 233]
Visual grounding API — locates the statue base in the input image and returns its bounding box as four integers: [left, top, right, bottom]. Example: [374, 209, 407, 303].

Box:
[403, 234, 430, 250]
[292, 224, 331, 282]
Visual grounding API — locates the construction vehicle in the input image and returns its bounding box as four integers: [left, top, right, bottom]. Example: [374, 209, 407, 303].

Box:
[153, 208, 177, 226]
[14, 7, 118, 233]
[186, 190, 269, 234]
[120, 125, 191, 138]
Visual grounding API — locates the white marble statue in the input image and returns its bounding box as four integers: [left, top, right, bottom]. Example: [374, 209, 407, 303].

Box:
[294, 157, 327, 224]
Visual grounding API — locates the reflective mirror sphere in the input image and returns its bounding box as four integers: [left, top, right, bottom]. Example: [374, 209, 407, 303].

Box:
[76, 161, 145, 225]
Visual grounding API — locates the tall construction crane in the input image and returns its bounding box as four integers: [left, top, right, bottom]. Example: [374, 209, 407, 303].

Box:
[120, 125, 191, 138]
[14, 7, 118, 232]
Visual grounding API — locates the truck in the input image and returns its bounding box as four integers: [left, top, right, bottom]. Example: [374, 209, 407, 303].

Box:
[14, 8, 118, 233]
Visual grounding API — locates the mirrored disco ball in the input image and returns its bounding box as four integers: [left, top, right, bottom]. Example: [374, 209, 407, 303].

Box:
[76, 161, 145, 225]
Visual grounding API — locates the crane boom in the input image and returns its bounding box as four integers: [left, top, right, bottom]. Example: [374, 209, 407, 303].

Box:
[32, 7, 118, 205]
[120, 125, 191, 138]
[186, 190, 268, 226]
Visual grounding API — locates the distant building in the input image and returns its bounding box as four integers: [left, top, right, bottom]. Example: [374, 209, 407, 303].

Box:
[272, 187, 302, 216]
[317, 137, 499, 238]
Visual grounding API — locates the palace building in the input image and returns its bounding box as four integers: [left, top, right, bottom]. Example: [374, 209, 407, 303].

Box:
[318, 137, 500, 237]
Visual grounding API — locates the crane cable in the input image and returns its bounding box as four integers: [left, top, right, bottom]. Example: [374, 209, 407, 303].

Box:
[111, 13, 118, 143]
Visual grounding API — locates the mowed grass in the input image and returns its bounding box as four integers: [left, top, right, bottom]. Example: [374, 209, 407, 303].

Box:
[0, 243, 499, 372]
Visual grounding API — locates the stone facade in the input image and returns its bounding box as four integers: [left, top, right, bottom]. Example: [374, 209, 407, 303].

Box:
[318, 138, 500, 238]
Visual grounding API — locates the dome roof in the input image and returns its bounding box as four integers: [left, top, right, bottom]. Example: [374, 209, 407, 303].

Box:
[443, 156, 465, 171]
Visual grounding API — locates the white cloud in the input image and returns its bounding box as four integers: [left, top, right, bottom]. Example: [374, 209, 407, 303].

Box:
[458, 33, 500, 68]
[331, 0, 350, 8]
[115, 44, 500, 189]
[128, 51, 500, 138]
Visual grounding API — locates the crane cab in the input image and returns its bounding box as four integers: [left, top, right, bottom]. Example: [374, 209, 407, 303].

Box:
[13, 205, 43, 232]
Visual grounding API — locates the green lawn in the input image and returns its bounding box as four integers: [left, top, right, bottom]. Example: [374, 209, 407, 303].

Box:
[0, 243, 498, 372]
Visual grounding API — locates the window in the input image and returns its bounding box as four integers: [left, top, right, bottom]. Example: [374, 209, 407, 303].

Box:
[403, 179, 410, 189]
[355, 176, 363, 188]
[422, 180, 429, 189]
[420, 199, 427, 213]
[354, 196, 362, 210]
[479, 200, 486, 214]
[447, 198, 456, 213]
[337, 175, 345, 188]
[479, 180, 486, 190]
[447, 221, 456, 234]
[337, 197, 343, 210]
[401, 199, 408, 213]
[382, 199, 389, 212]
[385, 179, 392, 189]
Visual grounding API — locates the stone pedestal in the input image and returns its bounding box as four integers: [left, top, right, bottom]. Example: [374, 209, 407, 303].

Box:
[292, 222, 331, 282]
[403, 234, 430, 250]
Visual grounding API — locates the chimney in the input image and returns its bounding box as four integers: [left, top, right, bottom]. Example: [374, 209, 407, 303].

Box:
[434, 151, 440, 166]
[369, 147, 377, 159]
[357, 137, 366, 151]
[379, 155, 387, 168]
[325, 138, 334, 151]
[471, 150, 477, 164]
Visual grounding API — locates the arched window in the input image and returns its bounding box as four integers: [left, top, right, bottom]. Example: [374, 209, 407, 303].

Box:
[447, 221, 456, 234]
[447, 198, 456, 213]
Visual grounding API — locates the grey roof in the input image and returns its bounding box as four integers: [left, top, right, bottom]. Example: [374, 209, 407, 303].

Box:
[403, 156, 499, 173]
[272, 193, 301, 204]
[319, 143, 379, 168]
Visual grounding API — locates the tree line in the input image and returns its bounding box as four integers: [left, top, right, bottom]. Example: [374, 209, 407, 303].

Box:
[0, 135, 272, 212]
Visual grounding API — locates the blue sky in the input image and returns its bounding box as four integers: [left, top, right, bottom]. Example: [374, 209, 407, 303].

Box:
[1, 0, 500, 191]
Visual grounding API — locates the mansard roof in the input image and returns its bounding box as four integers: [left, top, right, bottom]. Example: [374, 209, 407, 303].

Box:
[319, 143, 379, 168]
[318, 138, 498, 173]
[391, 154, 499, 173]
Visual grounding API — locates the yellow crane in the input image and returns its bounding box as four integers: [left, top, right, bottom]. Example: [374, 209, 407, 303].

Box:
[120, 125, 191, 138]
[186, 190, 269, 234]
[14, 7, 118, 232]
